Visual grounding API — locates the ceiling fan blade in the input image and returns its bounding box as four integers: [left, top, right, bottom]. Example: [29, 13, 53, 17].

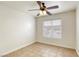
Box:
[37, 1, 42, 7]
[28, 9, 39, 11]
[47, 5, 59, 10]
[46, 11, 52, 15]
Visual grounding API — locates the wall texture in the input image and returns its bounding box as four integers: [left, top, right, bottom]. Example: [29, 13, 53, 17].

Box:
[36, 10, 76, 49]
[0, 5, 35, 56]
[76, 5, 79, 56]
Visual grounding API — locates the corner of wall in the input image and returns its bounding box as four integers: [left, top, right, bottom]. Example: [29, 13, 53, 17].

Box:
[1, 41, 35, 57]
[76, 49, 79, 56]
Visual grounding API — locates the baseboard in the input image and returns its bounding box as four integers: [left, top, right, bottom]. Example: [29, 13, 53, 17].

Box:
[76, 49, 79, 56]
[37, 41, 75, 50]
[1, 41, 35, 57]
[1, 41, 76, 56]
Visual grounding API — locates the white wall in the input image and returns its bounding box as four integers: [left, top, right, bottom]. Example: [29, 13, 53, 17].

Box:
[36, 10, 76, 49]
[0, 5, 35, 56]
[76, 5, 79, 56]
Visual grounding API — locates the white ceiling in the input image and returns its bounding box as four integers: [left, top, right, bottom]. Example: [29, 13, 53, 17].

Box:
[0, 1, 79, 16]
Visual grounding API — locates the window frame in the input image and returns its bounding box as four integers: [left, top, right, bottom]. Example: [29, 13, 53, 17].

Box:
[42, 19, 63, 39]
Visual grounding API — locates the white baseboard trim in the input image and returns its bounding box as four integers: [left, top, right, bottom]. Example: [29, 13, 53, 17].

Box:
[37, 41, 75, 49]
[1, 41, 35, 57]
[76, 49, 79, 56]
[1, 41, 76, 56]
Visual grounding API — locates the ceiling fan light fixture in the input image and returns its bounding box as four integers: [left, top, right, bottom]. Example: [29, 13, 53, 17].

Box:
[39, 10, 47, 16]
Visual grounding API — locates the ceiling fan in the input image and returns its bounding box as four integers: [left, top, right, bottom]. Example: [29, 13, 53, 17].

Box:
[28, 1, 59, 16]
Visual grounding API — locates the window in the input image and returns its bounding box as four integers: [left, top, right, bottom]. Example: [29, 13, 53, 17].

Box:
[43, 19, 62, 39]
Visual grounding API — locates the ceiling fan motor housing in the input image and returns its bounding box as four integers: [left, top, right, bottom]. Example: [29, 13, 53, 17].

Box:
[40, 2, 46, 11]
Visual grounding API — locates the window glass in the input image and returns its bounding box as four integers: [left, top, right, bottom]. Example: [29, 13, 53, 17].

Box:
[43, 19, 62, 39]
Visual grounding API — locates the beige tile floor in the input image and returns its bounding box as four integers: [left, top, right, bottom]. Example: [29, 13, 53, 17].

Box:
[3, 42, 78, 57]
